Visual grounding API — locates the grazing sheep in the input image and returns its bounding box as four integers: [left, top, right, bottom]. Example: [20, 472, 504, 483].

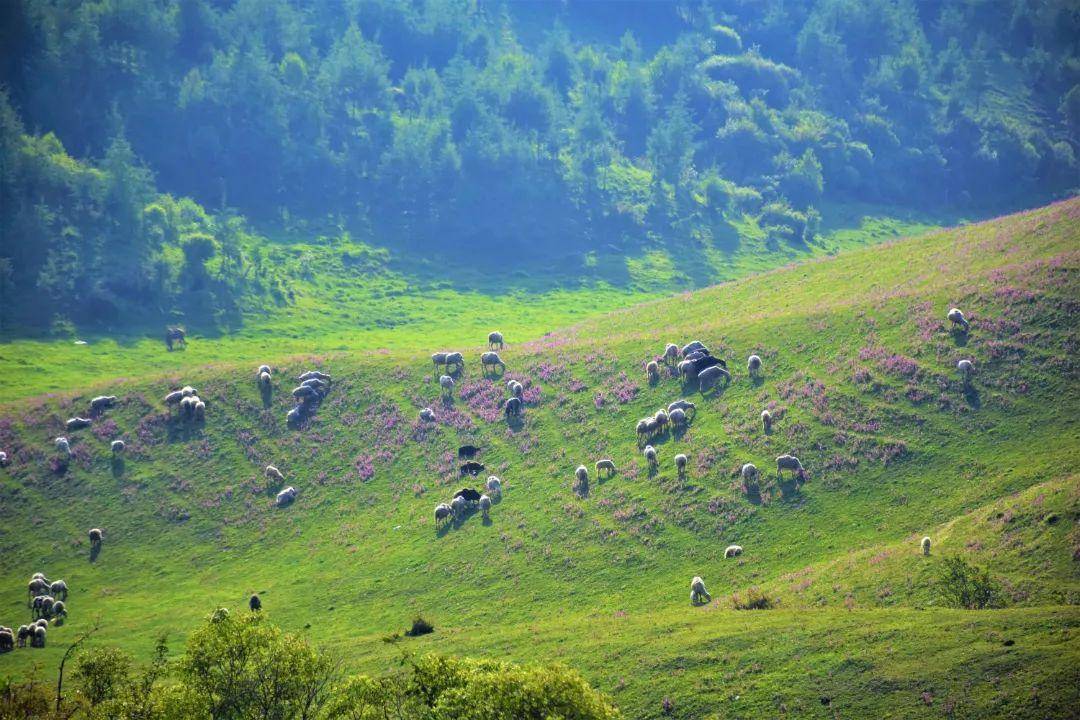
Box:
[678, 359, 697, 380]
[301, 377, 329, 391]
[16, 625, 28, 648]
[32, 626, 45, 648]
[257, 364, 271, 375]
[697, 365, 730, 392]
[445, 352, 465, 372]
[164, 326, 186, 351]
[37, 597, 55, 619]
[480, 351, 506, 374]
[265, 465, 285, 483]
[292, 385, 319, 401]
[504, 396, 522, 417]
[164, 390, 184, 406]
[681, 341, 708, 357]
[434, 503, 453, 527]
[0, 450, 7, 467]
[595, 459, 616, 477]
[479, 494, 492, 517]
[27, 579, 49, 605]
[419, 407, 436, 423]
[669, 408, 687, 428]
[724, 545, 743, 558]
[49, 600, 66, 621]
[49, 580, 68, 601]
[193, 400, 206, 421]
[275, 487, 297, 507]
[644, 445, 658, 466]
[667, 399, 696, 416]
[460, 461, 485, 476]
[297, 371, 331, 383]
[690, 576, 711, 605]
[439, 375, 455, 395]
[646, 360, 660, 382]
[450, 495, 467, 519]
[286, 406, 304, 426]
[510, 380, 524, 399]
[761, 410, 773, 432]
[32, 572, 49, 582]
[663, 343, 679, 365]
[573, 466, 589, 497]
[488, 331, 505, 349]
[66, 417, 91, 431]
[431, 352, 449, 370]
[249, 594, 262, 612]
[654, 409, 669, 430]
[575, 465, 589, 484]
[957, 359, 974, 380]
[741, 463, 759, 486]
[675, 453, 688, 475]
[181, 385, 197, 397]
[747, 355, 762, 376]
[258, 371, 272, 388]
[111, 440, 125, 455]
[635, 418, 650, 439]
[0, 630, 13, 652]
[90, 395, 117, 412]
[776, 454, 805, 481]
[947, 307, 969, 331]
[921, 536, 931, 556]
[89, 528, 103, 547]
[486, 476, 502, 496]
[55, 437, 71, 456]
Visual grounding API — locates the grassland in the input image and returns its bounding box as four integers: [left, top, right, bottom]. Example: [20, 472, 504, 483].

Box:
[0, 205, 942, 403]
[0, 199, 1077, 719]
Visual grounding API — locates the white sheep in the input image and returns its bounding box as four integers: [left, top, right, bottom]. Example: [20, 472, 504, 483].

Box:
[573, 466, 589, 496]
[681, 341, 708, 357]
[265, 465, 285, 483]
[747, 354, 762, 376]
[480, 351, 506, 374]
[646, 360, 660, 382]
[678, 359, 697, 380]
[89, 395, 117, 412]
[653, 409, 669, 429]
[644, 445, 658, 466]
[667, 399, 696, 416]
[921, 536, 931, 556]
[0, 450, 8, 467]
[66, 417, 91, 431]
[488, 331, 504, 349]
[164, 390, 184, 406]
[297, 371, 330, 383]
[697, 365, 730, 392]
[669, 408, 687, 427]
[450, 495, 467, 518]
[675, 453, 688, 475]
[110, 440, 125, 455]
[486, 476, 502, 495]
[776, 454, 805, 481]
[194, 400, 206, 421]
[258, 371, 272, 387]
[55, 437, 71, 456]
[595, 459, 616, 477]
[49, 580, 68, 600]
[957, 359, 974, 380]
[947, 307, 970, 331]
[690, 576, 711, 605]
[275, 486, 297, 507]
[431, 352, 449, 369]
[257, 364, 271, 375]
[741, 463, 759, 486]
[504, 397, 522, 417]
[510, 381, 524, 399]
[761, 410, 773, 432]
[439, 375, 455, 395]
[479, 494, 492, 517]
[663, 343, 679, 365]
[445, 352, 464, 372]
[181, 385, 197, 397]
[434, 503, 453, 526]
[419, 407, 436, 422]
[724, 544, 743, 558]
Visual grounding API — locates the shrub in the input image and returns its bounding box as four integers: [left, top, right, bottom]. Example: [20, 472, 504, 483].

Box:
[731, 587, 775, 610]
[937, 557, 1002, 609]
[405, 615, 435, 637]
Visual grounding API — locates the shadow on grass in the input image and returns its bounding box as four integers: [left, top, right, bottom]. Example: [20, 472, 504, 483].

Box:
[89, 544, 101, 563]
[260, 385, 273, 410]
[951, 328, 970, 347]
[964, 384, 982, 409]
[110, 457, 124, 478]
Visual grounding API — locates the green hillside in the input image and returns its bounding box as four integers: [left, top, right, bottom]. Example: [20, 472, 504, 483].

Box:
[1, 198, 1078, 718]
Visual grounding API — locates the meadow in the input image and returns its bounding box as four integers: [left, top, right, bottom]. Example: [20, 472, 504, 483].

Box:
[0, 198, 1077, 719]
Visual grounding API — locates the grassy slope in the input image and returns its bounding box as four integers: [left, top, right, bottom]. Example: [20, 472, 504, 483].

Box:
[0, 205, 942, 403]
[0, 199, 1078, 719]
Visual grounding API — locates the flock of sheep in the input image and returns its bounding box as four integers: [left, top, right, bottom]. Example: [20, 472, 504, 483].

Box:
[0, 572, 73, 652]
[0, 305, 978, 628]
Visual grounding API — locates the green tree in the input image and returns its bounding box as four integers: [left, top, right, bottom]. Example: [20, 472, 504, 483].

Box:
[937, 557, 1002, 609]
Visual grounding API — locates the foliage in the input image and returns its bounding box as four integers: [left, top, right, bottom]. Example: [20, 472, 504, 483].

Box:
[937, 557, 1003, 610]
[731, 587, 776, 610]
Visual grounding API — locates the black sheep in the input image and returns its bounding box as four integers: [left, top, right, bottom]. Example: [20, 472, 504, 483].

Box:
[459, 461, 485, 476]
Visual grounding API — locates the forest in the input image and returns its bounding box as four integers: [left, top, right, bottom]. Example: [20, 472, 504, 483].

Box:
[0, 0, 1077, 328]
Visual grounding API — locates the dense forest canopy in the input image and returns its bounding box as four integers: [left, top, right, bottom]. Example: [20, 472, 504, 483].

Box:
[0, 0, 1077, 329]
